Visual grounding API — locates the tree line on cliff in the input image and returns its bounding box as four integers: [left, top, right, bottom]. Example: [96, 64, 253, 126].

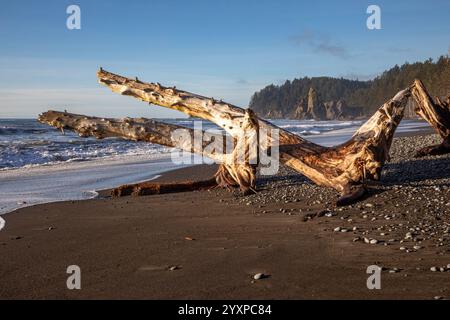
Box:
[249, 55, 449, 120]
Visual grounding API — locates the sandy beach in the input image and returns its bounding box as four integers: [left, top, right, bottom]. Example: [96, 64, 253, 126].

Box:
[1, 0, 449, 305]
[0, 133, 449, 299]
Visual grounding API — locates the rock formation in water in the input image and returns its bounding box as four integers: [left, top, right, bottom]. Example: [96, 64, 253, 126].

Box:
[288, 87, 362, 120]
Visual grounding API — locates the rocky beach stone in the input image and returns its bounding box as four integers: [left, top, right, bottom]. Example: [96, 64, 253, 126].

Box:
[236, 134, 449, 261]
[253, 273, 266, 280]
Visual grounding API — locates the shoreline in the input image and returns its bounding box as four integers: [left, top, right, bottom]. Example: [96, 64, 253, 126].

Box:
[0, 125, 434, 216]
[0, 153, 196, 215]
[0, 132, 449, 299]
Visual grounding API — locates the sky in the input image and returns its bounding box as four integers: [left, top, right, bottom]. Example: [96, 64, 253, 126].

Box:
[0, 0, 449, 118]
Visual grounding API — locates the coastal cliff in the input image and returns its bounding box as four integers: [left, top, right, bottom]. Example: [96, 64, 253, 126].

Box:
[250, 56, 449, 120]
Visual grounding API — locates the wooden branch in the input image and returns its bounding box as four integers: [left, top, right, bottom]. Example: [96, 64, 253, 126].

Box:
[411, 79, 450, 157]
[97, 69, 312, 148]
[112, 177, 217, 197]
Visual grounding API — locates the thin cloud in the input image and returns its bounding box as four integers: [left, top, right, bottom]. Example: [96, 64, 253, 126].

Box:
[236, 78, 249, 85]
[338, 72, 379, 81]
[290, 30, 351, 60]
[387, 46, 413, 53]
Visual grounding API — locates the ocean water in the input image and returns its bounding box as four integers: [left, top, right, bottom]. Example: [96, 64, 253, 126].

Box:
[0, 118, 171, 170]
[0, 118, 430, 215]
[0, 118, 369, 170]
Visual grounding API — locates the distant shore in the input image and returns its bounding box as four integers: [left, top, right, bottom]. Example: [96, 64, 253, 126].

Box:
[1, 132, 449, 299]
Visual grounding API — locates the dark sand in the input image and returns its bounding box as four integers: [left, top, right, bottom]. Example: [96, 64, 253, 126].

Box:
[1, 134, 449, 299]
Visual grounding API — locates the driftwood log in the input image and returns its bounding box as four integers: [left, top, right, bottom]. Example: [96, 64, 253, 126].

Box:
[38, 70, 449, 205]
[411, 79, 450, 157]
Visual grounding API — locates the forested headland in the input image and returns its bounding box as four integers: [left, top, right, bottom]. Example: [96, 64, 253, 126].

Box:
[249, 55, 449, 120]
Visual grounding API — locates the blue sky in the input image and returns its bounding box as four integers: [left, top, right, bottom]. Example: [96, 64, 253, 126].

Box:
[0, 0, 448, 118]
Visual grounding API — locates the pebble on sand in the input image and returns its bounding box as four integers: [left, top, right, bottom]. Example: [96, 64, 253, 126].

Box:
[253, 273, 266, 280]
[389, 268, 400, 273]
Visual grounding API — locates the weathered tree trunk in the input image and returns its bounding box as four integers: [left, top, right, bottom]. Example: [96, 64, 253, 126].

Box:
[39, 70, 449, 205]
[38, 111, 229, 162]
[38, 111, 231, 196]
[411, 79, 450, 157]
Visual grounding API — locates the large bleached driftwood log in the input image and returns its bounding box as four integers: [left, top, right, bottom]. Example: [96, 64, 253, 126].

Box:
[95, 69, 411, 204]
[39, 69, 449, 205]
[38, 111, 228, 161]
[37, 111, 237, 196]
[411, 79, 450, 157]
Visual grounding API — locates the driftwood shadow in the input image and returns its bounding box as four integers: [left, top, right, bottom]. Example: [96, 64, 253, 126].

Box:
[381, 156, 450, 186]
[255, 155, 450, 197]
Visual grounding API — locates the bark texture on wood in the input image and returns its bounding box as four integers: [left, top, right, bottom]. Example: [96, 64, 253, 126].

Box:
[411, 79, 450, 157]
